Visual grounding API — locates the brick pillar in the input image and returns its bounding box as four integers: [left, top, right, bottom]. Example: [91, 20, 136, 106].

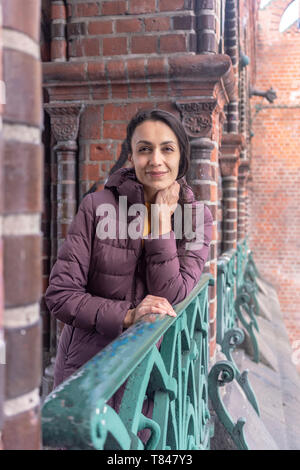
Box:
[219, 135, 244, 252]
[0, 0, 4, 450]
[2, 0, 43, 449]
[51, 0, 67, 61]
[176, 100, 225, 362]
[224, 0, 239, 134]
[43, 104, 82, 395]
[237, 160, 250, 241]
[195, 0, 218, 54]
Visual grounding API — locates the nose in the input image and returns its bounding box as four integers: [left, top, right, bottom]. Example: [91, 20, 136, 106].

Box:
[149, 147, 163, 166]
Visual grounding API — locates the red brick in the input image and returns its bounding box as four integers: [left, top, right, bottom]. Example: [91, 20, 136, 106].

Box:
[72, 38, 100, 57]
[103, 37, 127, 56]
[103, 102, 149, 121]
[75, 3, 99, 17]
[103, 123, 127, 140]
[129, 83, 149, 99]
[145, 17, 171, 31]
[81, 163, 100, 181]
[149, 82, 169, 97]
[43, 62, 86, 81]
[88, 20, 113, 35]
[131, 36, 157, 54]
[91, 87, 110, 100]
[106, 59, 126, 80]
[51, 40, 66, 60]
[90, 143, 115, 161]
[159, 0, 184, 12]
[127, 58, 146, 80]
[3, 0, 40, 41]
[147, 57, 167, 79]
[3, 407, 41, 450]
[4, 141, 42, 213]
[79, 106, 102, 140]
[3, 49, 41, 127]
[4, 236, 42, 306]
[85, 38, 100, 56]
[5, 322, 41, 398]
[111, 84, 129, 99]
[102, 1, 127, 15]
[51, 4, 67, 20]
[129, 0, 156, 14]
[160, 34, 187, 53]
[87, 61, 106, 81]
[116, 18, 143, 33]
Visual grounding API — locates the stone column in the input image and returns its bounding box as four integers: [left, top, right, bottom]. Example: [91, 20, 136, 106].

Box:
[50, 0, 67, 61]
[219, 134, 244, 252]
[238, 160, 250, 241]
[195, 0, 218, 54]
[2, 0, 43, 450]
[223, 0, 239, 136]
[43, 104, 82, 396]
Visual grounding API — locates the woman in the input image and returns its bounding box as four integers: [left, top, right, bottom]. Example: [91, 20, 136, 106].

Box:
[45, 109, 213, 389]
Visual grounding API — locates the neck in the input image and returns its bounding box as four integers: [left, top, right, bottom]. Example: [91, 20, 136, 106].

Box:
[143, 187, 157, 204]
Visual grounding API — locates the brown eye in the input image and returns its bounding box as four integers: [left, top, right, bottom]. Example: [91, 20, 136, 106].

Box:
[163, 146, 175, 153]
[138, 146, 152, 153]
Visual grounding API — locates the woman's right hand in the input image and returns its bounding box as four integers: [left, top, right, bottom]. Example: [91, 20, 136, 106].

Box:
[123, 295, 177, 328]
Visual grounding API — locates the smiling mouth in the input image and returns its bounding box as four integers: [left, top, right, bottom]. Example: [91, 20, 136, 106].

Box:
[146, 171, 168, 176]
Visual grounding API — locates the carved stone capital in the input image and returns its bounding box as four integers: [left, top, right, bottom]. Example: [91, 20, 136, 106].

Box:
[175, 100, 218, 138]
[45, 104, 83, 145]
[221, 133, 245, 154]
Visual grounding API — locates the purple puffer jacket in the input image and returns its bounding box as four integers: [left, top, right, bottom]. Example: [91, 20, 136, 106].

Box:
[45, 168, 213, 388]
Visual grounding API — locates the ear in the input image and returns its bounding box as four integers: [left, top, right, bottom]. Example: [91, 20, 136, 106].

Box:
[128, 154, 133, 166]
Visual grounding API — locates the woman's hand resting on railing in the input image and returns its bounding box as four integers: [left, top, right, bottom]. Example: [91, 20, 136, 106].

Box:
[123, 295, 177, 328]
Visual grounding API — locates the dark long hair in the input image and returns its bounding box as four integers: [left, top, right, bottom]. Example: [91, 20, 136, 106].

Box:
[83, 109, 191, 199]
[123, 108, 190, 180]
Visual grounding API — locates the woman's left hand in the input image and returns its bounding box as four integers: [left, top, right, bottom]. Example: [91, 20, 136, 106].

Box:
[154, 181, 180, 214]
[153, 181, 180, 235]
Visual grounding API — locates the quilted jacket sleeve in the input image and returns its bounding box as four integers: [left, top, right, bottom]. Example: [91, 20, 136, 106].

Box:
[143, 202, 213, 306]
[44, 194, 132, 340]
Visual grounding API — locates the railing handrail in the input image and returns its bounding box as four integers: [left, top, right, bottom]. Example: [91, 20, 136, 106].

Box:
[42, 273, 213, 423]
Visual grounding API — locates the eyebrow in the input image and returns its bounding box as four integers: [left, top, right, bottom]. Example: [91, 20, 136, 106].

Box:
[136, 140, 177, 145]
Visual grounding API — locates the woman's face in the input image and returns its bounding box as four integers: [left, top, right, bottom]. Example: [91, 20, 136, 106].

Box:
[129, 120, 181, 203]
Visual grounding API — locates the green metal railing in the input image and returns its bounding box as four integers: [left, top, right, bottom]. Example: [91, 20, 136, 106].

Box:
[216, 248, 237, 346]
[42, 274, 214, 450]
[236, 238, 248, 290]
[209, 239, 263, 450]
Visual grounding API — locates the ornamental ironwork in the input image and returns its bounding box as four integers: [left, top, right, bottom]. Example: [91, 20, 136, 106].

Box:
[42, 275, 214, 450]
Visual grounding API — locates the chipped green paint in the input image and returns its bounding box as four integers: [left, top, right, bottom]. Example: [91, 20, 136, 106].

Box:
[42, 274, 214, 450]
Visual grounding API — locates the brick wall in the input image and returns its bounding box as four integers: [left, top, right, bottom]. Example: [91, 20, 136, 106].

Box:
[67, 0, 197, 59]
[250, 0, 300, 371]
[42, 0, 237, 373]
[1, 0, 43, 449]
